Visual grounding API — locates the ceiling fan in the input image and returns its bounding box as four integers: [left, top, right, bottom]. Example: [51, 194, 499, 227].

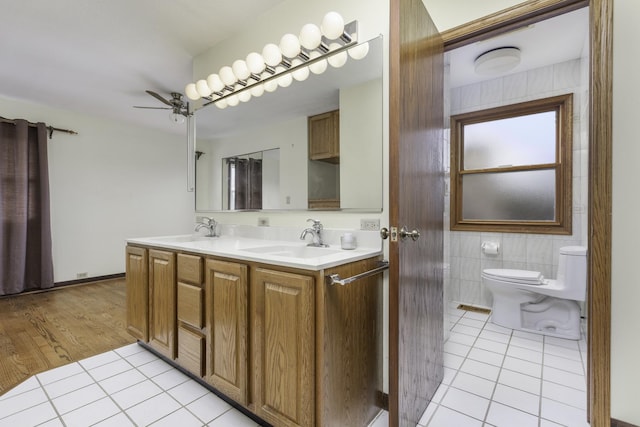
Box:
[134, 90, 190, 123]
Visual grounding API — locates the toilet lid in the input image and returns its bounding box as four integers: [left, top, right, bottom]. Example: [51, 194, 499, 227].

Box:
[482, 269, 543, 285]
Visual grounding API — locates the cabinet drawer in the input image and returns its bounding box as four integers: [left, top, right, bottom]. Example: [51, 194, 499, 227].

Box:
[177, 327, 204, 377]
[178, 282, 203, 328]
[178, 253, 203, 285]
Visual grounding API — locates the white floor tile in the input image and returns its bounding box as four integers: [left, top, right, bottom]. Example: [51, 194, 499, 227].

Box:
[38, 417, 65, 427]
[43, 371, 95, 399]
[472, 338, 507, 355]
[442, 367, 456, 385]
[186, 392, 232, 423]
[459, 359, 501, 382]
[36, 362, 84, 385]
[125, 349, 160, 367]
[0, 401, 57, 427]
[167, 379, 209, 405]
[111, 379, 163, 409]
[498, 369, 541, 395]
[544, 343, 582, 361]
[447, 332, 477, 346]
[61, 397, 122, 427]
[114, 343, 146, 358]
[486, 401, 539, 427]
[151, 366, 191, 390]
[92, 412, 136, 427]
[543, 354, 584, 375]
[368, 410, 389, 427]
[443, 352, 465, 370]
[509, 336, 544, 352]
[540, 398, 589, 426]
[0, 387, 48, 419]
[451, 372, 495, 399]
[467, 347, 504, 367]
[478, 329, 511, 344]
[457, 317, 486, 329]
[492, 384, 540, 416]
[542, 381, 586, 410]
[462, 311, 490, 321]
[417, 401, 437, 426]
[79, 350, 122, 370]
[444, 341, 471, 358]
[502, 356, 542, 378]
[506, 345, 543, 364]
[542, 366, 586, 391]
[51, 383, 106, 414]
[451, 324, 482, 337]
[427, 406, 483, 427]
[98, 369, 147, 394]
[512, 329, 544, 342]
[150, 408, 204, 426]
[430, 383, 448, 403]
[0, 376, 40, 400]
[539, 418, 564, 427]
[482, 322, 513, 336]
[544, 336, 580, 350]
[125, 393, 182, 426]
[440, 387, 490, 420]
[208, 408, 260, 427]
[88, 359, 134, 381]
[137, 358, 174, 378]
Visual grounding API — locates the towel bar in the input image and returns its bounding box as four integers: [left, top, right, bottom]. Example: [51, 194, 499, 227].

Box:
[325, 260, 389, 286]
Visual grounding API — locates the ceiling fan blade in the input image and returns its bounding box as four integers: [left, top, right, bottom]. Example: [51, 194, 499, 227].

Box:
[145, 90, 173, 106]
[133, 106, 172, 110]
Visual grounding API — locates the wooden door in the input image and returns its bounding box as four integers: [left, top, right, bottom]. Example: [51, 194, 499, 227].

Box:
[251, 268, 314, 427]
[148, 249, 176, 359]
[205, 259, 248, 405]
[389, 0, 445, 425]
[125, 246, 148, 342]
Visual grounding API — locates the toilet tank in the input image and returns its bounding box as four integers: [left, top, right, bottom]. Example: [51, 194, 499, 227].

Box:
[556, 246, 588, 301]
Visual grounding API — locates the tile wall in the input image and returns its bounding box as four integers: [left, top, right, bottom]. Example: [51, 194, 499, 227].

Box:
[443, 58, 590, 313]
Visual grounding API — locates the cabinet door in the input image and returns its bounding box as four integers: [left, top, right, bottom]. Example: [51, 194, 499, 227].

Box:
[252, 268, 315, 427]
[126, 246, 148, 342]
[308, 110, 339, 161]
[148, 249, 176, 359]
[205, 259, 248, 405]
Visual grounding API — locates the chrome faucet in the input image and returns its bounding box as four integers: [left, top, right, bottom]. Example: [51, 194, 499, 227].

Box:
[300, 218, 328, 247]
[195, 217, 218, 237]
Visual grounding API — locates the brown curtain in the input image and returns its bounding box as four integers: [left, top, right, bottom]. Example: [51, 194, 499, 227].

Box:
[0, 119, 54, 295]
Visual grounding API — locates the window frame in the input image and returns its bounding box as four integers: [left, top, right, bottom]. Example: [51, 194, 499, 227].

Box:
[450, 93, 573, 234]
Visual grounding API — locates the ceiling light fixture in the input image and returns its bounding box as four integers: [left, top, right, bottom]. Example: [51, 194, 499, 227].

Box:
[474, 47, 521, 75]
[184, 11, 364, 110]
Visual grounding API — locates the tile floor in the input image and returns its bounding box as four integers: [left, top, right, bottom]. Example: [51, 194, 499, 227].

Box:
[1, 303, 588, 427]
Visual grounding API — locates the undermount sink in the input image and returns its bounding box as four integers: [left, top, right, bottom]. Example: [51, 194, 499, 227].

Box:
[241, 245, 342, 259]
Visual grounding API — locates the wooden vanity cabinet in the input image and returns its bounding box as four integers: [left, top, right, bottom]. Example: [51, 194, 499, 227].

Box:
[251, 267, 315, 427]
[125, 246, 148, 342]
[204, 259, 249, 405]
[176, 253, 205, 376]
[308, 110, 339, 162]
[148, 249, 177, 359]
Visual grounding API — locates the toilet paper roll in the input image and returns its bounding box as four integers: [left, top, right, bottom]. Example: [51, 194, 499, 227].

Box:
[481, 241, 500, 255]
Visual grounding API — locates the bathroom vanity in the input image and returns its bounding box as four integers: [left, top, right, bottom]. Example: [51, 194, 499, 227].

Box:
[125, 226, 384, 427]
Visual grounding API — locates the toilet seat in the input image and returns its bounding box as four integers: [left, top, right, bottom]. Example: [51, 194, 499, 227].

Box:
[482, 269, 544, 286]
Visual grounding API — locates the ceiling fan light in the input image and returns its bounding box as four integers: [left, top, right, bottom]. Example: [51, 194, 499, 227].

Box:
[184, 83, 200, 101]
[280, 33, 301, 59]
[474, 47, 521, 75]
[299, 23, 322, 50]
[246, 52, 266, 74]
[170, 111, 185, 124]
[321, 12, 345, 40]
[262, 43, 282, 67]
[219, 66, 237, 86]
[232, 59, 250, 81]
[195, 79, 212, 97]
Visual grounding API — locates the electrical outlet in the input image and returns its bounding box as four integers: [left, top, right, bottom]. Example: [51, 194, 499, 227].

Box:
[258, 217, 270, 227]
[360, 219, 380, 231]
[76, 272, 88, 279]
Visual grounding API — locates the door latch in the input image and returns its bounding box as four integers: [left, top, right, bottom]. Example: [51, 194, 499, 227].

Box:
[380, 227, 399, 242]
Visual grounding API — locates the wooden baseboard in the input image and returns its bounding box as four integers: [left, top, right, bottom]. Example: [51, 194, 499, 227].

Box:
[611, 419, 640, 427]
[0, 273, 125, 299]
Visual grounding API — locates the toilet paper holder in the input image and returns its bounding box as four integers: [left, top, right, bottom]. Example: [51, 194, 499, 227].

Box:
[481, 241, 500, 255]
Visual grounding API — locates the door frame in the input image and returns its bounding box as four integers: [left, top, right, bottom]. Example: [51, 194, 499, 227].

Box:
[438, 0, 612, 425]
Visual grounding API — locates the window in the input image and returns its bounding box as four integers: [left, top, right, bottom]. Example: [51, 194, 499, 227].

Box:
[450, 94, 573, 234]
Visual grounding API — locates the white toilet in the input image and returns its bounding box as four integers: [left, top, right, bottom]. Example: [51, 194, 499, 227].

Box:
[482, 246, 587, 340]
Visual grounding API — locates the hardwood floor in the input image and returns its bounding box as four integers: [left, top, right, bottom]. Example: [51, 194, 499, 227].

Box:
[0, 279, 135, 394]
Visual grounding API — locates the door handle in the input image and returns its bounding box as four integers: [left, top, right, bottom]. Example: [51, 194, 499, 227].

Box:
[399, 226, 420, 241]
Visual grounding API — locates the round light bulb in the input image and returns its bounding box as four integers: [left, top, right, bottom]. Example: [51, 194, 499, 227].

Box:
[215, 99, 228, 109]
[170, 112, 185, 124]
[299, 23, 322, 50]
[308, 51, 327, 75]
[238, 90, 251, 103]
[206, 74, 224, 93]
[279, 33, 301, 59]
[291, 59, 309, 82]
[246, 52, 266, 74]
[321, 11, 345, 40]
[226, 94, 239, 107]
[328, 43, 348, 68]
[348, 41, 370, 60]
[250, 84, 265, 97]
[185, 83, 201, 100]
[195, 79, 212, 97]
[275, 66, 292, 88]
[263, 76, 278, 93]
[219, 66, 236, 86]
[232, 59, 250, 81]
[262, 43, 282, 67]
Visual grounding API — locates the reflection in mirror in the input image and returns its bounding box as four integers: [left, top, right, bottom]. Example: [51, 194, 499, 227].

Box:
[194, 36, 383, 212]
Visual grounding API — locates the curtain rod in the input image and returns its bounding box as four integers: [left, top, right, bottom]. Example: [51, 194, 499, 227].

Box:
[0, 116, 78, 138]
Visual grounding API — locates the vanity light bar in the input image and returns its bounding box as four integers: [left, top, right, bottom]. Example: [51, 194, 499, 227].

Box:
[184, 12, 368, 111]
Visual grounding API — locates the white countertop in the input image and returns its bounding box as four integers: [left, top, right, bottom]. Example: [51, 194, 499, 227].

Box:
[126, 225, 383, 271]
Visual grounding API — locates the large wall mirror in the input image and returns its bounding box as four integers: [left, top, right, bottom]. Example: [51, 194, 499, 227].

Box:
[195, 36, 383, 212]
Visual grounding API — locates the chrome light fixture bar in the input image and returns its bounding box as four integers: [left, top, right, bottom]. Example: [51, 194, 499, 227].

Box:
[184, 12, 369, 111]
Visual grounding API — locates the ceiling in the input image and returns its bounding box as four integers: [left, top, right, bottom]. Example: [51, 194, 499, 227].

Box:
[1, 2, 588, 137]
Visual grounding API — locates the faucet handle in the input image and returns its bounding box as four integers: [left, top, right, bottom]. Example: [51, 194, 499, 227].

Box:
[307, 218, 322, 229]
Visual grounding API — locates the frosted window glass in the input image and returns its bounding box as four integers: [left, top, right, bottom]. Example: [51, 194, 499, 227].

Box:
[462, 170, 556, 221]
[463, 111, 556, 169]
